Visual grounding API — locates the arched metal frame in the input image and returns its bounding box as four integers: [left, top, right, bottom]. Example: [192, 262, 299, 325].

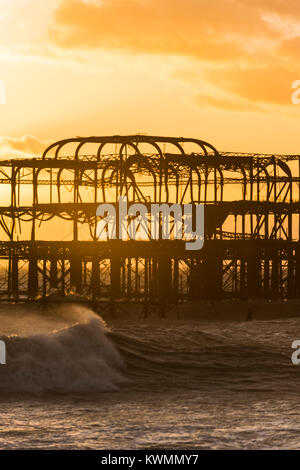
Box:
[0, 135, 299, 304]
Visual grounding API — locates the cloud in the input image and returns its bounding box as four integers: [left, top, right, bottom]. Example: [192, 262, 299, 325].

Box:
[0, 135, 50, 158]
[204, 65, 299, 106]
[49, 0, 277, 61]
[48, 0, 300, 112]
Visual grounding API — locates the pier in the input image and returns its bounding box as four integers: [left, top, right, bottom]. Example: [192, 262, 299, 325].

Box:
[0, 135, 299, 304]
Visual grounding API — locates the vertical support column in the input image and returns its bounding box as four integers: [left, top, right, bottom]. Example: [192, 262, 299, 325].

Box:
[12, 252, 18, 299]
[61, 257, 65, 296]
[83, 261, 87, 287]
[250, 160, 254, 236]
[50, 257, 58, 288]
[91, 255, 100, 302]
[144, 258, 149, 300]
[173, 257, 179, 303]
[271, 250, 279, 300]
[263, 249, 270, 299]
[295, 246, 300, 297]
[42, 259, 47, 301]
[70, 247, 82, 293]
[73, 218, 78, 242]
[201, 246, 223, 300]
[288, 213, 292, 242]
[7, 248, 13, 298]
[73, 165, 79, 241]
[158, 253, 172, 316]
[247, 247, 261, 298]
[144, 258, 150, 304]
[31, 168, 37, 242]
[111, 253, 121, 300]
[28, 247, 38, 299]
[287, 248, 295, 299]
[142, 258, 150, 318]
[150, 258, 158, 300]
[190, 257, 204, 300]
[158, 254, 172, 299]
[127, 257, 132, 300]
[121, 259, 126, 296]
[239, 259, 246, 299]
[135, 258, 139, 300]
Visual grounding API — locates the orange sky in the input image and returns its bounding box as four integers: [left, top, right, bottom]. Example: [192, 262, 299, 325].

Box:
[0, 0, 300, 157]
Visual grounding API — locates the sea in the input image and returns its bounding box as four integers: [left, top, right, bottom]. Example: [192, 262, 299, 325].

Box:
[0, 302, 300, 450]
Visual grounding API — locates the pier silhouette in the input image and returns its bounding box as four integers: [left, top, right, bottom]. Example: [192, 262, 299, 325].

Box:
[0, 135, 299, 308]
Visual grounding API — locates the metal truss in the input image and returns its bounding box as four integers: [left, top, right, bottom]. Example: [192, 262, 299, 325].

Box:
[0, 135, 299, 305]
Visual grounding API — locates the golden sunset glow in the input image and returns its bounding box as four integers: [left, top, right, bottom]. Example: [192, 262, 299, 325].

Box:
[0, 0, 300, 156]
[2, 3, 300, 453]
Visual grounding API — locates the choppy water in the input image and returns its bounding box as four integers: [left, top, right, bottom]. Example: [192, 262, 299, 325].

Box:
[1, 303, 300, 449]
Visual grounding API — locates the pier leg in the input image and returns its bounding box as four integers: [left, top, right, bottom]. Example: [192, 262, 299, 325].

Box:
[190, 257, 204, 300]
[247, 252, 261, 299]
[158, 254, 172, 306]
[263, 251, 270, 300]
[295, 247, 300, 297]
[50, 258, 58, 288]
[42, 259, 47, 304]
[28, 251, 38, 299]
[12, 254, 18, 300]
[202, 249, 222, 300]
[91, 256, 100, 302]
[70, 253, 82, 294]
[271, 252, 279, 300]
[240, 259, 246, 299]
[111, 255, 121, 299]
[287, 249, 295, 299]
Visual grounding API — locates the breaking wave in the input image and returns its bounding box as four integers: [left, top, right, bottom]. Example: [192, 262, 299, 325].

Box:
[0, 306, 126, 393]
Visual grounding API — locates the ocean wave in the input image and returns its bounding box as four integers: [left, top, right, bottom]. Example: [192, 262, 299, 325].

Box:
[109, 322, 297, 393]
[0, 303, 299, 394]
[0, 307, 126, 393]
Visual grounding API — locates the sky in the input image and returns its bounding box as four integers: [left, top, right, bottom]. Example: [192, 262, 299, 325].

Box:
[0, 0, 300, 157]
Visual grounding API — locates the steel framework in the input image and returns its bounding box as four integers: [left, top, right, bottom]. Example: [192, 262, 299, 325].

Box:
[0, 135, 300, 307]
